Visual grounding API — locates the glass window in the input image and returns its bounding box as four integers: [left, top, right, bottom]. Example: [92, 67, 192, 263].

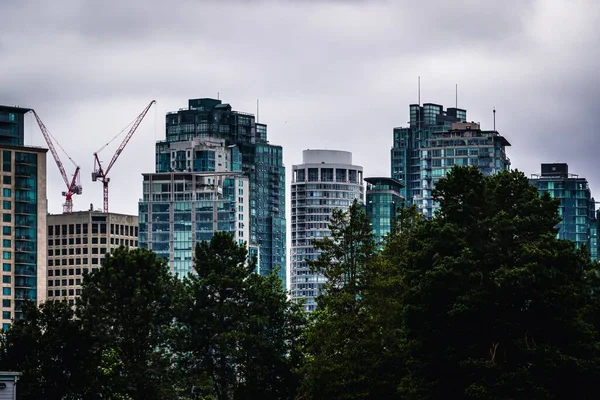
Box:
[2, 276, 9, 284]
[2, 176, 10, 185]
[2, 214, 9, 223]
[2, 287, 10, 296]
[2, 201, 10, 210]
[2, 189, 11, 197]
[2, 264, 10, 272]
[2, 252, 10, 260]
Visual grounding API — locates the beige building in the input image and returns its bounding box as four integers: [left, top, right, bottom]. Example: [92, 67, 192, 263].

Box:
[46, 209, 138, 305]
[0, 145, 47, 329]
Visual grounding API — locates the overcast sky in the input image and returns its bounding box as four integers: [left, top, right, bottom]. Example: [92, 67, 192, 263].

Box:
[2, 0, 599, 217]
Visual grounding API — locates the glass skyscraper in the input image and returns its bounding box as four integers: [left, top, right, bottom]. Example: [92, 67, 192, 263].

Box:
[391, 104, 511, 218]
[0, 106, 48, 328]
[530, 163, 599, 261]
[140, 99, 285, 282]
[365, 177, 404, 243]
[290, 150, 364, 312]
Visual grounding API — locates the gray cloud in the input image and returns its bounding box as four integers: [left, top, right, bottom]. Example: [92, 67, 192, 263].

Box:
[1, 0, 599, 218]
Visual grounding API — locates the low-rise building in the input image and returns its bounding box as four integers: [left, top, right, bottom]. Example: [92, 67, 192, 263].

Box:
[46, 209, 138, 305]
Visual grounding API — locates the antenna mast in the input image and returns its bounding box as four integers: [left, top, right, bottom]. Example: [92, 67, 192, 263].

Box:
[455, 84, 458, 108]
[493, 108, 496, 131]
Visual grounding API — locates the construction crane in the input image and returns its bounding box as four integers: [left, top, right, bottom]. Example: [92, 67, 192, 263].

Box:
[92, 100, 156, 213]
[31, 110, 82, 213]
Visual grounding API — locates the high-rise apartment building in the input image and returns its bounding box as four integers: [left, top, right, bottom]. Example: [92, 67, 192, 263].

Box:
[290, 150, 364, 312]
[139, 101, 280, 279]
[391, 104, 511, 218]
[139, 170, 250, 277]
[0, 105, 28, 146]
[530, 163, 599, 260]
[0, 106, 48, 329]
[46, 210, 138, 305]
[365, 177, 404, 243]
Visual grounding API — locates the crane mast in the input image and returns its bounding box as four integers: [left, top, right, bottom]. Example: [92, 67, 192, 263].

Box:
[31, 110, 82, 213]
[92, 100, 156, 213]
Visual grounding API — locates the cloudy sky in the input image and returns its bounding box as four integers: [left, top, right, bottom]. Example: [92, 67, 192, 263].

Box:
[2, 0, 599, 217]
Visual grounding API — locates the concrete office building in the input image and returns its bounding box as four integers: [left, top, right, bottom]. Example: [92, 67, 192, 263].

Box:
[530, 163, 599, 261]
[46, 209, 138, 305]
[290, 149, 364, 312]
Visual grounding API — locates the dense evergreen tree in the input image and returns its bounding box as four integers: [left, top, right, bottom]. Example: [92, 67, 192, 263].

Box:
[0, 300, 95, 399]
[393, 166, 600, 399]
[300, 200, 394, 399]
[175, 232, 304, 400]
[77, 246, 178, 400]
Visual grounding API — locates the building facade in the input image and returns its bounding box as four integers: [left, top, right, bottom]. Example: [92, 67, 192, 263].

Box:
[46, 210, 138, 304]
[530, 163, 599, 260]
[391, 103, 466, 201]
[139, 171, 250, 277]
[365, 177, 404, 243]
[0, 144, 47, 328]
[0, 105, 28, 147]
[391, 104, 511, 218]
[144, 98, 285, 282]
[290, 150, 364, 312]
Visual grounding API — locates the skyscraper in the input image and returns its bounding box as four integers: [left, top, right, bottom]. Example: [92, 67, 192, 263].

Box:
[391, 104, 511, 218]
[0, 106, 47, 329]
[530, 163, 599, 260]
[365, 177, 404, 243]
[290, 149, 364, 312]
[140, 99, 285, 281]
[0, 105, 28, 147]
[140, 137, 250, 277]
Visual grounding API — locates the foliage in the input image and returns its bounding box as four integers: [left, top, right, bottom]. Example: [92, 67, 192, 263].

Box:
[77, 246, 178, 400]
[393, 166, 600, 399]
[300, 200, 394, 399]
[175, 232, 305, 400]
[0, 300, 95, 399]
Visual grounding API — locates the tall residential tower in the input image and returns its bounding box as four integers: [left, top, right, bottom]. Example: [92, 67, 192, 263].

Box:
[530, 163, 599, 260]
[0, 106, 48, 328]
[139, 99, 285, 281]
[391, 104, 511, 218]
[290, 150, 363, 312]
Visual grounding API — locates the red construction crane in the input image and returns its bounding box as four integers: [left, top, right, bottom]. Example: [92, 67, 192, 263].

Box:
[92, 100, 156, 213]
[31, 110, 82, 213]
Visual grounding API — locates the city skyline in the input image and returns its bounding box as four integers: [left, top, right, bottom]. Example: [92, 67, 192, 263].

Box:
[1, 0, 598, 218]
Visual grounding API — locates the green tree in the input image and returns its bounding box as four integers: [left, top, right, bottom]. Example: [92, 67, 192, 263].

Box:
[0, 300, 95, 399]
[77, 246, 178, 400]
[394, 166, 600, 399]
[300, 200, 396, 399]
[175, 232, 304, 400]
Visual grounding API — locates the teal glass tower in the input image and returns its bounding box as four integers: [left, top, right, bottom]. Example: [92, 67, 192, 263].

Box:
[139, 98, 285, 283]
[530, 163, 599, 260]
[365, 177, 404, 243]
[391, 104, 511, 218]
[0, 106, 28, 146]
[0, 106, 48, 328]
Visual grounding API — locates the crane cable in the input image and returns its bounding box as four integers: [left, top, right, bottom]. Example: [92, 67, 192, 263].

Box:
[95, 114, 137, 154]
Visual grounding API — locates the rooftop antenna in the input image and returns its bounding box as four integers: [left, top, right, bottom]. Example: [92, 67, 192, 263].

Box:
[493, 108, 496, 131]
[418, 76, 421, 106]
[257, 99, 259, 123]
[217, 92, 220, 100]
